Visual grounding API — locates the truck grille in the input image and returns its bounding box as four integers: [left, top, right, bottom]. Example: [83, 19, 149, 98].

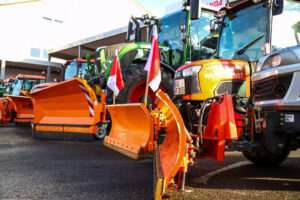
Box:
[254, 74, 293, 101]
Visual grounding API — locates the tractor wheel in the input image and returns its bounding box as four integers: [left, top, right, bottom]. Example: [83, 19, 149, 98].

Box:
[242, 147, 290, 166]
[107, 63, 173, 108]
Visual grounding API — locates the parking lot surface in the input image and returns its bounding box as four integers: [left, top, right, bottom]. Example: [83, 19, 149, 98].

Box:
[1, 125, 300, 200]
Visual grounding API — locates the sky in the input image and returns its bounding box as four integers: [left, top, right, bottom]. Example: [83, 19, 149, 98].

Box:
[0, 0, 148, 61]
[137, 0, 181, 16]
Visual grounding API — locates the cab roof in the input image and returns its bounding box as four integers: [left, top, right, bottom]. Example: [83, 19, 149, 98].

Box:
[17, 74, 46, 80]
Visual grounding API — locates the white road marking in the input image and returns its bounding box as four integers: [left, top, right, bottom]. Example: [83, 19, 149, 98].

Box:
[193, 161, 252, 185]
[243, 177, 300, 182]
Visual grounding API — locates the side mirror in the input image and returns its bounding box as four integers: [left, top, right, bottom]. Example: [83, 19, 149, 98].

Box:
[126, 20, 133, 42]
[210, 19, 218, 33]
[272, 0, 283, 16]
[190, 0, 201, 20]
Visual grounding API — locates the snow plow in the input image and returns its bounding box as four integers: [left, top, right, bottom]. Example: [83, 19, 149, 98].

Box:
[27, 78, 108, 141]
[0, 74, 45, 125]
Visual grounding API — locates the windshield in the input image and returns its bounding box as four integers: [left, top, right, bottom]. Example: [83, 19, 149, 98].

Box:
[189, 11, 217, 61]
[157, 10, 187, 66]
[65, 61, 78, 80]
[271, 0, 300, 50]
[78, 62, 88, 79]
[218, 2, 269, 62]
[12, 80, 23, 95]
[12, 79, 44, 95]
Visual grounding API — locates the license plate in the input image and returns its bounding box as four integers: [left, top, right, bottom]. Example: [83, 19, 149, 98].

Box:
[285, 114, 294, 123]
[174, 79, 185, 95]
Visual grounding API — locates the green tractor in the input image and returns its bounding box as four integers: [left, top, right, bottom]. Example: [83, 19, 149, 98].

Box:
[64, 0, 219, 106]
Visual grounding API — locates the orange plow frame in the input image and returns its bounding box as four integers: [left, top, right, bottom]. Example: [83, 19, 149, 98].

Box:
[27, 78, 107, 140]
[154, 90, 187, 199]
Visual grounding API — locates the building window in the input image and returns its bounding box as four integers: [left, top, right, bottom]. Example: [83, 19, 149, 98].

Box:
[54, 19, 63, 24]
[42, 17, 52, 22]
[43, 50, 48, 59]
[31, 48, 40, 58]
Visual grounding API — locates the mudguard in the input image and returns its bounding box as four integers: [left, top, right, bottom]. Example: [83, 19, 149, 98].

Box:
[201, 95, 239, 161]
[154, 90, 187, 199]
[27, 78, 106, 140]
[8, 95, 33, 124]
[104, 103, 154, 159]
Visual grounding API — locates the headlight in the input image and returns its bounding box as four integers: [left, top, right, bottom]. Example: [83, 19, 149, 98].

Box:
[175, 71, 183, 79]
[256, 50, 299, 72]
[256, 54, 281, 72]
[182, 66, 202, 77]
[262, 54, 281, 71]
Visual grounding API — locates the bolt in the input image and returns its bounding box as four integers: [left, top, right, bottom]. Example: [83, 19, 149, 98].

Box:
[278, 143, 284, 149]
[214, 129, 218, 134]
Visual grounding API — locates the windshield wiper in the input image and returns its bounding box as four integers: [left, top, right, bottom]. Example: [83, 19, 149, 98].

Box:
[236, 35, 265, 55]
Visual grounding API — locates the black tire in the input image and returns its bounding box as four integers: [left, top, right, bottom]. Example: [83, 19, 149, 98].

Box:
[93, 123, 109, 140]
[106, 63, 173, 105]
[243, 147, 290, 166]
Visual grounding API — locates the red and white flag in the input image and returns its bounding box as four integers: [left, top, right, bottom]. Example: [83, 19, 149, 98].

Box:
[107, 50, 124, 96]
[144, 25, 161, 92]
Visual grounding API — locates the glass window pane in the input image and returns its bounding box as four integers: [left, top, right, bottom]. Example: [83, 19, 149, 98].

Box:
[218, 3, 269, 62]
[189, 11, 217, 61]
[31, 48, 40, 58]
[157, 10, 187, 66]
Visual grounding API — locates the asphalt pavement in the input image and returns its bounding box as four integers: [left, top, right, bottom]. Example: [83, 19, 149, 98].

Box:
[0, 125, 153, 200]
[1, 125, 300, 200]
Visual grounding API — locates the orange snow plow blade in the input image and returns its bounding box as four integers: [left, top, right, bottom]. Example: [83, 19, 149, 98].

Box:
[8, 95, 33, 124]
[104, 103, 154, 159]
[27, 78, 107, 141]
[154, 90, 187, 200]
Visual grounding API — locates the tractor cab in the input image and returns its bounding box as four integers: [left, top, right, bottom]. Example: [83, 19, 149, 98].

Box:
[64, 58, 96, 81]
[3, 77, 18, 96]
[12, 74, 46, 96]
[216, 0, 300, 63]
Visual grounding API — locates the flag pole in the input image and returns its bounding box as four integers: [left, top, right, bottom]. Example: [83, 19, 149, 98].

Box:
[113, 49, 118, 105]
[144, 72, 150, 106]
[113, 78, 116, 105]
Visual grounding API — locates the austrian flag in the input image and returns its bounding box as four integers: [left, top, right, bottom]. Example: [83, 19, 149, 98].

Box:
[107, 50, 124, 96]
[144, 25, 161, 92]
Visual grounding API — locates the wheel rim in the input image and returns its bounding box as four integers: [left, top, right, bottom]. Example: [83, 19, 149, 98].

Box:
[129, 81, 165, 108]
